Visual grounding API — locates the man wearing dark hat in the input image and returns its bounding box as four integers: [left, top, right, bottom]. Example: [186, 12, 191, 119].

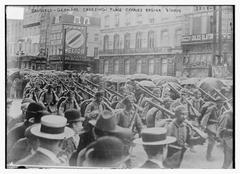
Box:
[16, 115, 74, 166]
[134, 127, 176, 168]
[76, 110, 133, 167]
[61, 109, 85, 160]
[85, 91, 104, 120]
[80, 136, 130, 168]
[7, 102, 49, 154]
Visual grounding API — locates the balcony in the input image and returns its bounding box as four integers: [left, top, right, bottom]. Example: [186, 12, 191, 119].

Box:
[99, 47, 177, 55]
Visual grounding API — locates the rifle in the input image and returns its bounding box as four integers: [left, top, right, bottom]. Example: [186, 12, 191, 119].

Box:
[168, 83, 201, 117]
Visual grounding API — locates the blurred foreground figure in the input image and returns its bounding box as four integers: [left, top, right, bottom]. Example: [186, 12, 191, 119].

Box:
[80, 136, 129, 168]
[134, 127, 176, 168]
[16, 115, 74, 167]
[217, 111, 233, 168]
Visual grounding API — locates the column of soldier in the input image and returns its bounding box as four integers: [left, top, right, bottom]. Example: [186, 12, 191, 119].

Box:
[7, 72, 233, 169]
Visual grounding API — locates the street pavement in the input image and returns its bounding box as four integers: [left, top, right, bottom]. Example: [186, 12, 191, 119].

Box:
[8, 99, 226, 169]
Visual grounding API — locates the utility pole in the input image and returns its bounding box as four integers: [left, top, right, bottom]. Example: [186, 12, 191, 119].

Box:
[62, 28, 66, 71]
[218, 6, 222, 65]
[210, 6, 217, 77]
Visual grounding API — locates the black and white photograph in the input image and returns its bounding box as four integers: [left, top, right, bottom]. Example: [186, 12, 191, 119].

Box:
[5, 4, 234, 169]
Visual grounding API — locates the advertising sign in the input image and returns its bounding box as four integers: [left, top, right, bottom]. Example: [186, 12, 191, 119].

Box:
[63, 24, 87, 56]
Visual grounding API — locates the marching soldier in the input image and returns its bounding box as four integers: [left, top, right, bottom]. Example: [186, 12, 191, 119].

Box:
[39, 84, 59, 113]
[84, 91, 104, 120]
[217, 110, 233, 168]
[59, 90, 80, 115]
[115, 96, 143, 136]
[165, 105, 204, 168]
[200, 97, 225, 161]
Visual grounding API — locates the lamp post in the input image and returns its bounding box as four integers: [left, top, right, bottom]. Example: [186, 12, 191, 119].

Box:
[16, 40, 24, 69]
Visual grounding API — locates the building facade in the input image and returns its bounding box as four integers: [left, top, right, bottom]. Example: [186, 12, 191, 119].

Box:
[6, 19, 24, 68]
[18, 6, 101, 72]
[38, 6, 101, 72]
[98, 6, 193, 76]
[180, 6, 233, 78]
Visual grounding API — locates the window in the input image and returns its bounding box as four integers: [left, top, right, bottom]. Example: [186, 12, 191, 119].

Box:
[192, 16, 202, 34]
[74, 16, 81, 24]
[124, 33, 130, 49]
[124, 60, 130, 74]
[206, 15, 214, 33]
[84, 17, 90, 25]
[125, 13, 131, 26]
[162, 59, 168, 75]
[149, 18, 154, 24]
[148, 31, 155, 48]
[94, 34, 99, 42]
[113, 34, 120, 49]
[55, 16, 60, 24]
[161, 30, 169, 45]
[136, 13, 143, 24]
[115, 15, 120, 27]
[149, 59, 155, 75]
[94, 47, 98, 58]
[175, 29, 182, 46]
[104, 15, 110, 27]
[136, 59, 142, 73]
[104, 60, 109, 74]
[113, 60, 119, 74]
[136, 32, 142, 49]
[103, 35, 109, 51]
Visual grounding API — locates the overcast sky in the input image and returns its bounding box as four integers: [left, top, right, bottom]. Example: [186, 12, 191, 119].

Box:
[6, 6, 24, 19]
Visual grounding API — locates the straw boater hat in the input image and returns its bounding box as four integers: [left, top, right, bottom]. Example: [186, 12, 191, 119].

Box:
[30, 115, 74, 140]
[134, 127, 176, 145]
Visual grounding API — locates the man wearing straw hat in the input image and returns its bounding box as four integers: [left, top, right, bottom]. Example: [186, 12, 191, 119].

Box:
[134, 127, 176, 168]
[16, 115, 74, 167]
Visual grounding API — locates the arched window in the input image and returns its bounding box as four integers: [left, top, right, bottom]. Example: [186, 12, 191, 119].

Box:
[113, 34, 120, 49]
[148, 31, 155, 48]
[124, 33, 130, 49]
[136, 32, 142, 49]
[136, 59, 142, 73]
[103, 35, 109, 51]
[84, 17, 90, 25]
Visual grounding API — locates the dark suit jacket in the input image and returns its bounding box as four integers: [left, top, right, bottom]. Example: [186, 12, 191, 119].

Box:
[16, 151, 60, 167]
[140, 160, 161, 168]
[7, 122, 27, 153]
[7, 137, 32, 163]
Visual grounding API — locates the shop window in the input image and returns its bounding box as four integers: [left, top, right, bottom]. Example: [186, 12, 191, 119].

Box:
[104, 60, 109, 74]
